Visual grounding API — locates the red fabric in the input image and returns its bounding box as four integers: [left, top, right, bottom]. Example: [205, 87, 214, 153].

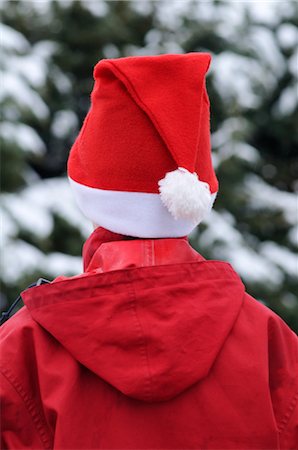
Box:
[1, 228, 297, 449]
[68, 53, 218, 194]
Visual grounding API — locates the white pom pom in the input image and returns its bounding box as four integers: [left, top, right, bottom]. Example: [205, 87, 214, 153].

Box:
[158, 167, 212, 223]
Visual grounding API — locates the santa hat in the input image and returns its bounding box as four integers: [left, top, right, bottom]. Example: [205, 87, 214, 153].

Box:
[67, 52, 218, 238]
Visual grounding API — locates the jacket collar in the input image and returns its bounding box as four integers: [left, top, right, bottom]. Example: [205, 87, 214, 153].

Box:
[83, 227, 204, 273]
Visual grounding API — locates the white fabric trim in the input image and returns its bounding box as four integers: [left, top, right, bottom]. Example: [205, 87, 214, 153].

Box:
[69, 177, 217, 238]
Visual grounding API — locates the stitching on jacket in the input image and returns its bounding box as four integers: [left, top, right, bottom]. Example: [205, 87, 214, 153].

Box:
[126, 270, 154, 402]
[24, 261, 240, 307]
[0, 367, 53, 450]
[278, 389, 298, 434]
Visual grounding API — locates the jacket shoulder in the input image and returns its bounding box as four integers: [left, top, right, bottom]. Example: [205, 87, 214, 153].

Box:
[0, 307, 54, 449]
[1, 305, 37, 341]
[0, 303, 64, 370]
[0, 305, 49, 394]
[0, 305, 48, 362]
[241, 293, 298, 378]
[242, 293, 298, 447]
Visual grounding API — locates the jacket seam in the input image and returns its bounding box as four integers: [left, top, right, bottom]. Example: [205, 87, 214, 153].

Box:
[22, 261, 239, 306]
[126, 271, 154, 402]
[0, 367, 52, 450]
[278, 389, 298, 434]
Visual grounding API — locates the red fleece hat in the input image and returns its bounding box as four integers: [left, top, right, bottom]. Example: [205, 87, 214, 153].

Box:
[68, 53, 218, 238]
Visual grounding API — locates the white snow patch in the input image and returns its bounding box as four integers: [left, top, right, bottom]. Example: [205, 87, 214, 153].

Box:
[215, 141, 260, 166]
[1, 72, 49, 119]
[245, 175, 298, 225]
[246, 1, 280, 26]
[0, 207, 18, 244]
[33, 40, 58, 59]
[23, 167, 42, 186]
[163, 41, 184, 54]
[232, 142, 260, 164]
[226, 246, 284, 286]
[21, 178, 92, 238]
[55, 0, 73, 8]
[2, 196, 54, 239]
[145, 30, 162, 47]
[211, 118, 260, 166]
[1, 240, 45, 284]
[281, 293, 297, 309]
[156, 1, 191, 29]
[82, 0, 108, 17]
[1, 177, 91, 284]
[200, 210, 284, 286]
[248, 26, 285, 76]
[274, 85, 298, 116]
[289, 50, 298, 79]
[132, 1, 153, 16]
[45, 252, 82, 277]
[1, 177, 92, 241]
[212, 52, 266, 108]
[0, 23, 29, 53]
[288, 226, 298, 247]
[51, 110, 78, 138]
[0, 240, 82, 284]
[212, 118, 250, 149]
[200, 210, 241, 247]
[260, 241, 298, 278]
[277, 23, 298, 49]
[50, 67, 72, 94]
[24, 0, 52, 14]
[9, 54, 47, 87]
[191, 1, 219, 22]
[215, 2, 245, 29]
[0, 122, 46, 155]
[102, 44, 120, 59]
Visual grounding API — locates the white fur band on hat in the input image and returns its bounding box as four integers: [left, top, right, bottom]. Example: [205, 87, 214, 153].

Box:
[69, 177, 216, 238]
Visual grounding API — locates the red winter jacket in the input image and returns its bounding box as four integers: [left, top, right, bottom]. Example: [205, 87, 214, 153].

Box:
[1, 227, 297, 450]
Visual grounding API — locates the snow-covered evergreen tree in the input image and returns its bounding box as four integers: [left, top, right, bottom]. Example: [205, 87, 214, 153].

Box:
[0, 11, 89, 306]
[1, 0, 297, 331]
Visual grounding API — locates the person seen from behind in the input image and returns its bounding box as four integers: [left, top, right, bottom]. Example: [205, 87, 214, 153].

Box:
[1, 53, 297, 449]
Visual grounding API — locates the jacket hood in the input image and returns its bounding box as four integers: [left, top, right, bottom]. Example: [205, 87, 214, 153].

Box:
[21, 228, 245, 403]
